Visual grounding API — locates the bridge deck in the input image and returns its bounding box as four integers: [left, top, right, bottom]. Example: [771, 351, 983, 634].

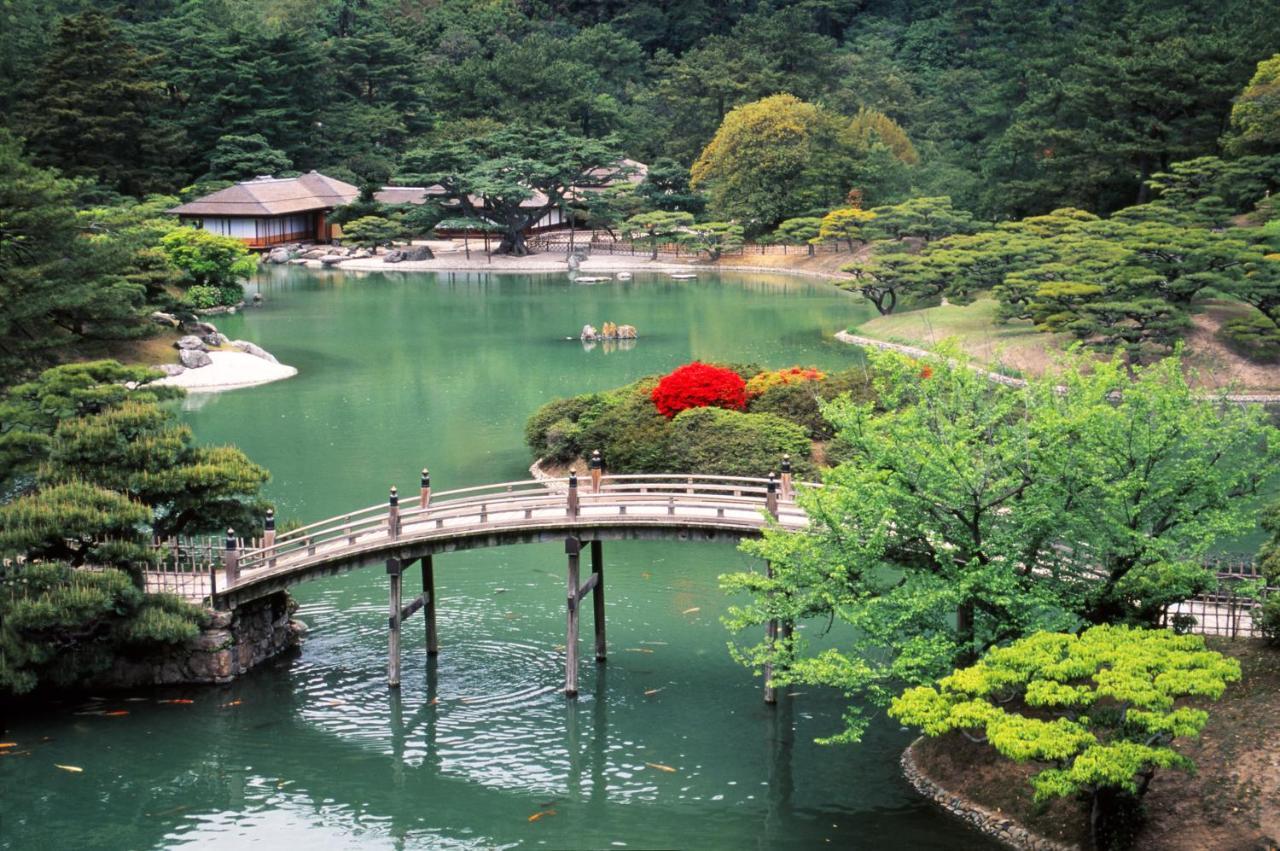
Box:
[216, 474, 810, 607]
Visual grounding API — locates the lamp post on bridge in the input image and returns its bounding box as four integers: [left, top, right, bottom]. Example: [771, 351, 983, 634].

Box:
[224, 528, 239, 587]
[263, 509, 276, 548]
[780, 454, 793, 501]
[589, 450, 603, 494]
[388, 486, 400, 538]
[420, 468, 431, 507]
[567, 469, 580, 517]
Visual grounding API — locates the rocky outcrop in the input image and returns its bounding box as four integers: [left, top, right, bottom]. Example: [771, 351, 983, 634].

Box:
[157, 363, 186, 377]
[581, 322, 639, 341]
[92, 592, 305, 687]
[150, 311, 180, 328]
[401, 244, 434, 261]
[176, 334, 205, 350]
[384, 249, 405, 263]
[179, 348, 212, 369]
[267, 247, 293, 264]
[901, 740, 1079, 851]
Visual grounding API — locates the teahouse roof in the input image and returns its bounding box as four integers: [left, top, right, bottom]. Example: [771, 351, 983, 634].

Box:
[169, 172, 359, 217]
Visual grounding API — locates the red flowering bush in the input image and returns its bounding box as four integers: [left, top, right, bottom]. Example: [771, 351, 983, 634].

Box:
[651, 362, 748, 418]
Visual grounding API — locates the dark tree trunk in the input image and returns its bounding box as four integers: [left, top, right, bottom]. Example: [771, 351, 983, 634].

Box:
[497, 228, 529, 256]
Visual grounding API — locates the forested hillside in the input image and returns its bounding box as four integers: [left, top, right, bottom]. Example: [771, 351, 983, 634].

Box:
[3, 0, 1278, 217]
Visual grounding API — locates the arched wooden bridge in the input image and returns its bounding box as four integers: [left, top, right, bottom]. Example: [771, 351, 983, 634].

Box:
[214, 466, 814, 700]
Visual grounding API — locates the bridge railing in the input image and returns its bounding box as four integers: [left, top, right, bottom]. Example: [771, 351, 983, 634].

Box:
[228, 474, 813, 586]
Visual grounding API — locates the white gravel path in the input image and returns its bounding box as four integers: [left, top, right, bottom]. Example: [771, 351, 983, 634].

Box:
[156, 351, 297, 392]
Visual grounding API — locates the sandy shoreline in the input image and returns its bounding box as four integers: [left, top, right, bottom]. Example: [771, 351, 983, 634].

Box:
[156, 351, 298, 392]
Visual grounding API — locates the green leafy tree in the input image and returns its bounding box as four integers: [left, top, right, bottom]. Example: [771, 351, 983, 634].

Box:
[691, 94, 850, 229]
[401, 124, 628, 255]
[0, 481, 152, 571]
[343, 215, 403, 249]
[890, 626, 1241, 851]
[722, 349, 1276, 741]
[840, 254, 944, 314]
[1228, 54, 1280, 155]
[867, 196, 976, 243]
[635, 158, 705, 214]
[0, 132, 149, 378]
[159, 228, 256, 289]
[844, 107, 919, 166]
[206, 133, 292, 181]
[774, 217, 824, 256]
[679, 221, 744, 260]
[0, 361, 182, 487]
[41, 399, 271, 539]
[624, 211, 694, 259]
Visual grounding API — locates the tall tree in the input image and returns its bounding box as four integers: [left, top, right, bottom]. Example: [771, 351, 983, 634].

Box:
[22, 11, 184, 195]
[723, 349, 1278, 740]
[401, 125, 628, 255]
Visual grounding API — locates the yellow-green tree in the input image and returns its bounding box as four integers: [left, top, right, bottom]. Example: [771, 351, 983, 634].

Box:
[845, 107, 919, 165]
[819, 207, 876, 251]
[1228, 54, 1280, 154]
[691, 94, 849, 229]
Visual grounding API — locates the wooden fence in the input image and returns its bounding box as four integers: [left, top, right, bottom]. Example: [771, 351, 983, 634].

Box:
[527, 231, 853, 258]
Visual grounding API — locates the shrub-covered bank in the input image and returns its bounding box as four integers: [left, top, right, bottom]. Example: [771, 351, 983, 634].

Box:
[525, 362, 878, 478]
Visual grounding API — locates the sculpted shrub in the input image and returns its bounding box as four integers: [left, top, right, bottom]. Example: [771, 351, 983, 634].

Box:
[666, 407, 813, 478]
[744, 366, 825, 398]
[890, 625, 1240, 850]
[651, 362, 747, 418]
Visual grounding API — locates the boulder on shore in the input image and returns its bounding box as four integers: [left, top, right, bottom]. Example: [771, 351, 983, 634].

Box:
[401, 244, 434, 261]
[157, 363, 187, 376]
[183, 320, 219, 336]
[150, 311, 180, 328]
[267, 247, 292, 264]
[319, 254, 344, 266]
[230, 340, 279, 364]
[179, 348, 212, 369]
[176, 335, 206, 351]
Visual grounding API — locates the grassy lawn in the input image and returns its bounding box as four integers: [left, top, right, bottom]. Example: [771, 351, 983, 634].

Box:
[851, 298, 1072, 378]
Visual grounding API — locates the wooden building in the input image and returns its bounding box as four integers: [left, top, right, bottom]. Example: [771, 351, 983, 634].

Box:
[169, 172, 359, 248]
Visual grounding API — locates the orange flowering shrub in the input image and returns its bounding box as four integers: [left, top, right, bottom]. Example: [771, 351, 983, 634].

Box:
[744, 366, 826, 398]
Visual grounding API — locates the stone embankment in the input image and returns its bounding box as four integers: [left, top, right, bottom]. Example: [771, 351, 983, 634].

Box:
[901, 740, 1079, 851]
[836, 331, 1280, 404]
[93, 592, 304, 688]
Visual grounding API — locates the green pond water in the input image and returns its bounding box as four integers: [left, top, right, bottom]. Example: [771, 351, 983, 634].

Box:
[1, 269, 997, 850]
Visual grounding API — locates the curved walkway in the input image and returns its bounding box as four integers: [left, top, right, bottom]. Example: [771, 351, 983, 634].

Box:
[215, 474, 811, 609]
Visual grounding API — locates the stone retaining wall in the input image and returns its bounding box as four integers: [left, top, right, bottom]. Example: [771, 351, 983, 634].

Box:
[901, 738, 1080, 851]
[95, 591, 305, 688]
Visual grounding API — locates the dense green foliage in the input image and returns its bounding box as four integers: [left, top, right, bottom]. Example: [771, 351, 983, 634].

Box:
[722, 348, 1277, 742]
[1, 562, 205, 696]
[890, 626, 1241, 850]
[3, 1, 1278, 223]
[523, 366, 862, 479]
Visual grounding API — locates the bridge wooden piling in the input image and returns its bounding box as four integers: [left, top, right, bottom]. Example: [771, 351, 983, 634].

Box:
[565, 537, 582, 697]
[388, 557, 402, 687]
[591, 540, 606, 663]
[423, 555, 438, 656]
[764, 480, 780, 704]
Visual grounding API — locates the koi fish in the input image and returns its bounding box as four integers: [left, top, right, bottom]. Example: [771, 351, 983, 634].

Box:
[0, 743, 17, 749]
[103, 710, 130, 717]
[645, 762, 677, 773]
[528, 810, 557, 822]
[625, 648, 654, 654]
[158, 699, 195, 705]
[221, 700, 242, 708]
[681, 607, 700, 615]
[643, 688, 664, 696]
[55, 764, 83, 773]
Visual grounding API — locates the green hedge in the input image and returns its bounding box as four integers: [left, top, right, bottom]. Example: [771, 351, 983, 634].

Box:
[1218, 315, 1280, 362]
[667, 407, 814, 478]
